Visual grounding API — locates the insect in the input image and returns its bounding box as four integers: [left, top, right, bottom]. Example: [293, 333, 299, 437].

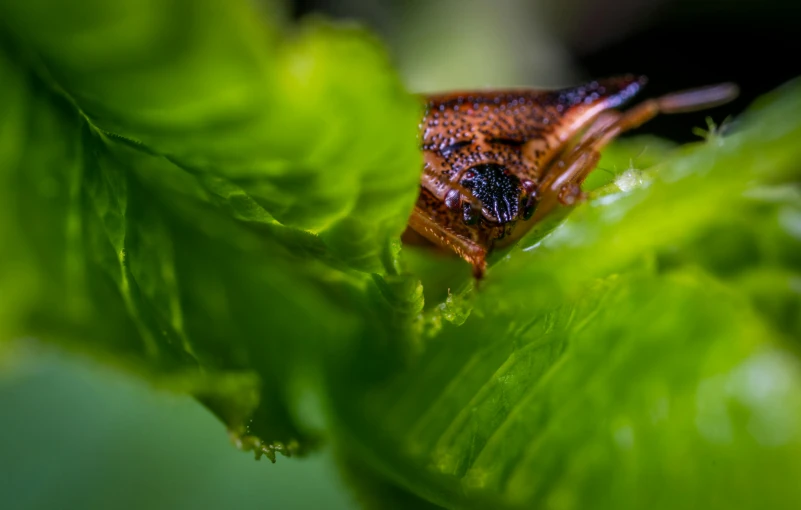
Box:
[403, 75, 738, 278]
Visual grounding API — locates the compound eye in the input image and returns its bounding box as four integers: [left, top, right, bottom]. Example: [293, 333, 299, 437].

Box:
[462, 202, 480, 225]
[445, 189, 461, 210]
[521, 179, 537, 194]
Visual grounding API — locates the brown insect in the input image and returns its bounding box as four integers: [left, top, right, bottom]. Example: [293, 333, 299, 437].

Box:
[403, 75, 738, 278]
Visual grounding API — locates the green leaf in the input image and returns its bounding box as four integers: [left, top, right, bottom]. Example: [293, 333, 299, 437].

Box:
[0, 0, 420, 458]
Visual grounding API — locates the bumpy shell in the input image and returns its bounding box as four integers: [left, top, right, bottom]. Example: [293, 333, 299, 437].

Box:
[408, 75, 646, 274]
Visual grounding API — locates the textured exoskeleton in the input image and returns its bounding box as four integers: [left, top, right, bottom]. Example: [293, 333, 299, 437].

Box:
[405, 75, 738, 278]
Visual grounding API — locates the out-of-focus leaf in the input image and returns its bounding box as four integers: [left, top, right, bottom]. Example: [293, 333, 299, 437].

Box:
[0, 0, 421, 457]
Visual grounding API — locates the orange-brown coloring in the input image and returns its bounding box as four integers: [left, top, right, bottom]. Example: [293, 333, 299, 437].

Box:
[404, 75, 738, 278]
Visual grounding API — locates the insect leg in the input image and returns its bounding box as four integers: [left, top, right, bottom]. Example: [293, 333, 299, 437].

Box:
[574, 82, 739, 154]
[407, 206, 489, 278]
[420, 166, 483, 210]
[541, 82, 739, 205]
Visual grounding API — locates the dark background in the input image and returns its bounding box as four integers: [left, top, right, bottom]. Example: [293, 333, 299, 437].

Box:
[290, 0, 801, 141]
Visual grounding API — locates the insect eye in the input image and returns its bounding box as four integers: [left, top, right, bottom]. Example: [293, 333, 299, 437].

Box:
[444, 189, 461, 210]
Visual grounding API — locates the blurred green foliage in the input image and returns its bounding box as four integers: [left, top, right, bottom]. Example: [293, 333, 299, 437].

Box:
[0, 349, 354, 510]
[1, 0, 800, 509]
